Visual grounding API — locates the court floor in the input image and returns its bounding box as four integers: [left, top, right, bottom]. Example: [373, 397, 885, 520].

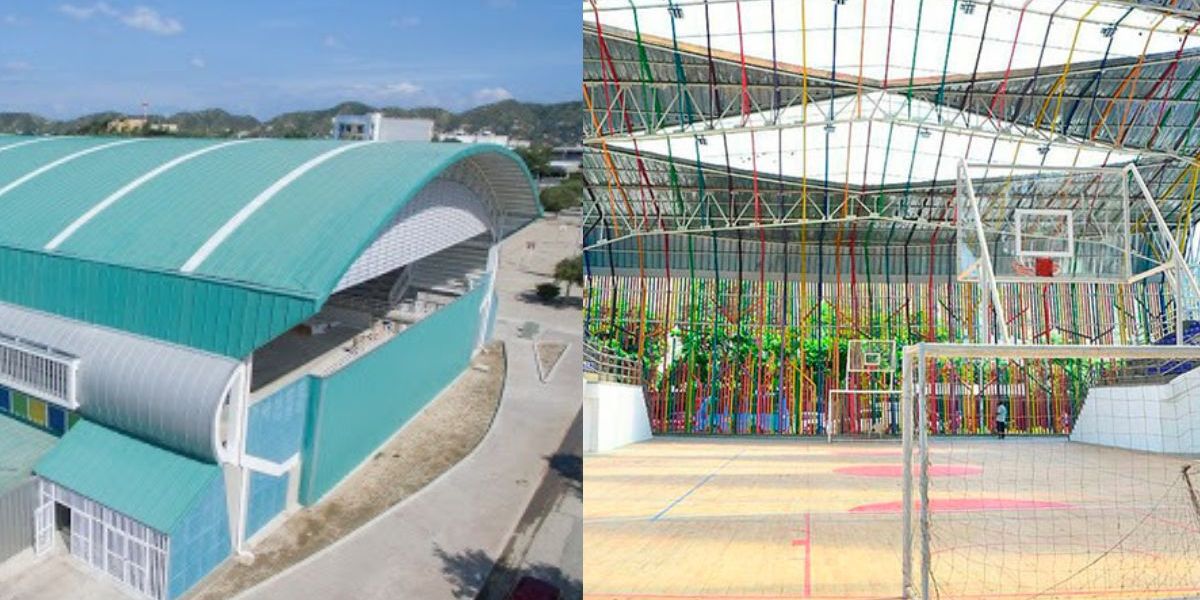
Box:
[583, 437, 1200, 600]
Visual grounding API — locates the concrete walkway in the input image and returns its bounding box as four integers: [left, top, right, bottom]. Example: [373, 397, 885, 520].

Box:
[238, 218, 582, 599]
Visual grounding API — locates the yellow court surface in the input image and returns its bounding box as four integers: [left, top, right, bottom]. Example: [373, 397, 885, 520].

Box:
[584, 437, 1200, 600]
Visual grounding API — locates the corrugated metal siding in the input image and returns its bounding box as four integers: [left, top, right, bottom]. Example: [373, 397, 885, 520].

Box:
[0, 244, 317, 357]
[0, 477, 36, 563]
[298, 282, 489, 504]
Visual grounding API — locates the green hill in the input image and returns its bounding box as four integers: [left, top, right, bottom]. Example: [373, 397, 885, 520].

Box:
[0, 100, 582, 145]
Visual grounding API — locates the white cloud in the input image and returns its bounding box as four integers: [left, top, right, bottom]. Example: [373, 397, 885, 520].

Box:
[121, 6, 182, 35]
[391, 16, 420, 28]
[485, 0, 516, 8]
[3, 14, 25, 26]
[473, 87, 513, 104]
[58, 2, 117, 20]
[190, 57, 205, 69]
[323, 35, 342, 49]
[58, 3, 182, 36]
[3, 60, 32, 71]
[384, 81, 422, 95]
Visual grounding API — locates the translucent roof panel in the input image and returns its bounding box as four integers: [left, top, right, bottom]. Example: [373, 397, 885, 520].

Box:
[585, 0, 1200, 84]
[610, 91, 1140, 185]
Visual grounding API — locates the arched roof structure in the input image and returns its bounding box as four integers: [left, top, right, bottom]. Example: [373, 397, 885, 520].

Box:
[0, 136, 540, 358]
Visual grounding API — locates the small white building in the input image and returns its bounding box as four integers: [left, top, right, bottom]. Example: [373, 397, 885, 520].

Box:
[442, 129, 530, 148]
[331, 113, 434, 141]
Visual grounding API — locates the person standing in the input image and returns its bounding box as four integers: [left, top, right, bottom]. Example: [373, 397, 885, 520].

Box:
[995, 403, 1008, 439]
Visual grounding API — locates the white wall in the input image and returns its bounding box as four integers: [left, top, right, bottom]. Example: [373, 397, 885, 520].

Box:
[583, 381, 652, 453]
[1072, 367, 1200, 453]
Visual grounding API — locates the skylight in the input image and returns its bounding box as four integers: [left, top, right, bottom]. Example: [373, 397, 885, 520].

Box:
[586, 0, 1200, 84]
[609, 91, 1141, 185]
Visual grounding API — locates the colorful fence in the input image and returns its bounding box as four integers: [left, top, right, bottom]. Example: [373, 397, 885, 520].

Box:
[585, 274, 1175, 436]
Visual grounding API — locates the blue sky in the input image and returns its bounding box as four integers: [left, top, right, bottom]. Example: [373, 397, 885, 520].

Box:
[0, 1, 580, 119]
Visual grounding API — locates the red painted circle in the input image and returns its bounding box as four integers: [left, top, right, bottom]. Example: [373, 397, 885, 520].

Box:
[835, 464, 982, 478]
[831, 448, 904, 457]
[850, 498, 1074, 513]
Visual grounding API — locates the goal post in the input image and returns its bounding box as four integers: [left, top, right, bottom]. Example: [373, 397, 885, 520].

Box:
[828, 340, 901, 441]
[901, 343, 1200, 600]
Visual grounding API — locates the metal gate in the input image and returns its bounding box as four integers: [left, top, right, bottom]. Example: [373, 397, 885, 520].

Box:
[37, 479, 169, 600]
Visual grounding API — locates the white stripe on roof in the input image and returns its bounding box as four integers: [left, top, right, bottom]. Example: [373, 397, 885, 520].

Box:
[0, 138, 145, 201]
[180, 141, 377, 273]
[0, 137, 56, 155]
[45, 139, 264, 251]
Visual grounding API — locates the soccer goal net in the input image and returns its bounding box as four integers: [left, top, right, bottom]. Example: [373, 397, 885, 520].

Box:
[900, 343, 1200, 600]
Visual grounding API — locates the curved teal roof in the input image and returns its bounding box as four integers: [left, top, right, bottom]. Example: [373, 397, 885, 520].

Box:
[0, 136, 539, 357]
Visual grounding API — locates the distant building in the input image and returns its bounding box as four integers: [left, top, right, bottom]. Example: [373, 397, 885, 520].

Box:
[550, 146, 584, 174]
[105, 118, 178, 135]
[442, 129, 530, 148]
[106, 117, 147, 134]
[331, 113, 434, 141]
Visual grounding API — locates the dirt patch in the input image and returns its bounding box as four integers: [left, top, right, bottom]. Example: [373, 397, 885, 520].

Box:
[535, 341, 567, 381]
[187, 342, 506, 600]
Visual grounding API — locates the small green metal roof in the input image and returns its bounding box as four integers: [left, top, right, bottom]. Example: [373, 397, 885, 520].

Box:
[0, 414, 57, 494]
[0, 136, 539, 356]
[34, 420, 221, 532]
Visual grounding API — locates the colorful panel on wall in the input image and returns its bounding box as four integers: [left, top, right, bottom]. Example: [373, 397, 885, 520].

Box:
[0, 384, 76, 436]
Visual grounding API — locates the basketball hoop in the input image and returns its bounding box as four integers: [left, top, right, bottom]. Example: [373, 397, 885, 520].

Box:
[1012, 256, 1059, 278]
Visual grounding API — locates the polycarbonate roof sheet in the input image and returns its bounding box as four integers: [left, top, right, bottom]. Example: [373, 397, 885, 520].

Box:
[586, 0, 1200, 83]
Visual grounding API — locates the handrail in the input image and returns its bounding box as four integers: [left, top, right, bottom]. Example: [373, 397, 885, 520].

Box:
[583, 340, 643, 385]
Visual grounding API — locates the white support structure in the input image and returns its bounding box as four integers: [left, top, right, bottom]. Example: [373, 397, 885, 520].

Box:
[955, 160, 1200, 345]
[827, 340, 901, 441]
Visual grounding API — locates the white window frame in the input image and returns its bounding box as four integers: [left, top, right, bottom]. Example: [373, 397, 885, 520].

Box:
[0, 332, 79, 409]
[37, 479, 170, 600]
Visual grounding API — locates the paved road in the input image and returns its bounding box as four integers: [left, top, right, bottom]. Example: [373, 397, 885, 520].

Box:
[480, 411, 583, 600]
[239, 218, 582, 599]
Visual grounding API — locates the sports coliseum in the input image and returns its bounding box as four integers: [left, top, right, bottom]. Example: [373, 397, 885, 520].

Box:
[0, 135, 538, 599]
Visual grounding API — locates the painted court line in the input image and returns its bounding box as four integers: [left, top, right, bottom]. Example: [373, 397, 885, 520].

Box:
[651, 450, 744, 521]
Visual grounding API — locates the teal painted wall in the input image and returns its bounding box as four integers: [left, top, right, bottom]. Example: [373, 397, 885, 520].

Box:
[167, 472, 230, 600]
[0, 245, 317, 358]
[299, 281, 490, 504]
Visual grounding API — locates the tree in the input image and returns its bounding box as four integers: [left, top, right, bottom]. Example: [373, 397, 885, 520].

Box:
[554, 255, 584, 297]
[515, 145, 554, 178]
[539, 185, 581, 212]
[535, 282, 561, 303]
